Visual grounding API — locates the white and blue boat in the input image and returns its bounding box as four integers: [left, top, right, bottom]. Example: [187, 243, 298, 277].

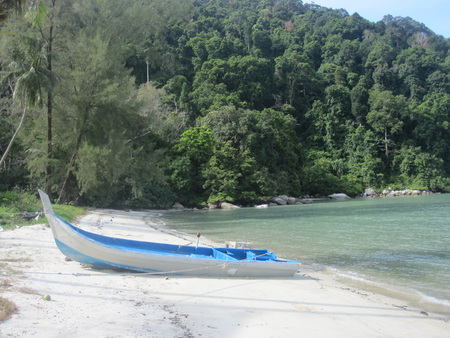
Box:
[38, 190, 300, 277]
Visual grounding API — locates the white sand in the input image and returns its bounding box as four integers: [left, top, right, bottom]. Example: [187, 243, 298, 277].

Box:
[1, 209, 449, 337]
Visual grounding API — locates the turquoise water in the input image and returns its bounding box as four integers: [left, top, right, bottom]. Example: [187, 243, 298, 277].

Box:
[161, 194, 450, 315]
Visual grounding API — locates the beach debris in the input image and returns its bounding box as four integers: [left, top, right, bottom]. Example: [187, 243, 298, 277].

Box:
[20, 212, 42, 221]
[225, 241, 253, 249]
[43, 294, 51, 301]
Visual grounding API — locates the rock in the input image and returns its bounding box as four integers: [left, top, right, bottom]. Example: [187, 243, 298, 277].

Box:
[171, 202, 185, 209]
[255, 204, 269, 209]
[302, 199, 314, 204]
[287, 197, 296, 205]
[272, 197, 287, 205]
[208, 203, 218, 210]
[220, 202, 240, 209]
[364, 188, 378, 197]
[328, 193, 351, 199]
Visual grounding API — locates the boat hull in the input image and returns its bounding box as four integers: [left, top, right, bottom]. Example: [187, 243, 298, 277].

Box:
[38, 190, 300, 277]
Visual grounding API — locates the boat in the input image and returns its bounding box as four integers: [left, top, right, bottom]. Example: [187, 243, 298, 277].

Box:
[38, 190, 300, 277]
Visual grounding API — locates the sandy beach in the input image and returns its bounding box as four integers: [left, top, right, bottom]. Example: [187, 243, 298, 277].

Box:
[1, 209, 449, 337]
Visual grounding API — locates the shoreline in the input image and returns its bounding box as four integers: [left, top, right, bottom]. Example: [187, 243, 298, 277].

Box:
[160, 203, 450, 318]
[1, 209, 449, 337]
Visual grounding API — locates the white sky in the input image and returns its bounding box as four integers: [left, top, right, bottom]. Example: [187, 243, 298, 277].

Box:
[308, 1, 450, 38]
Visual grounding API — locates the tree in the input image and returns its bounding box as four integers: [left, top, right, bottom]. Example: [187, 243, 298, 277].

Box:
[344, 125, 383, 187]
[201, 106, 302, 197]
[223, 55, 273, 110]
[22, 0, 59, 197]
[55, 31, 142, 202]
[274, 47, 318, 108]
[308, 85, 351, 155]
[367, 89, 407, 165]
[411, 93, 450, 167]
[1, 36, 55, 168]
[168, 126, 215, 204]
[0, 0, 25, 22]
[202, 139, 264, 203]
[350, 82, 369, 125]
[393, 146, 448, 190]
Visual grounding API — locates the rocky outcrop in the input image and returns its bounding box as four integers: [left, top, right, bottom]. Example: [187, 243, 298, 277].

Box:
[379, 189, 432, 197]
[220, 202, 240, 209]
[266, 195, 312, 206]
[171, 202, 185, 209]
[255, 204, 269, 209]
[302, 199, 314, 204]
[272, 196, 288, 205]
[328, 193, 351, 199]
[363, 188, 378, 197]
[208, 203, 218, 210]
[287, 197, 296, 205]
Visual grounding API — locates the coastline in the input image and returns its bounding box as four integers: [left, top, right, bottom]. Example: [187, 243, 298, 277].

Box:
[0, 209, 449, 337]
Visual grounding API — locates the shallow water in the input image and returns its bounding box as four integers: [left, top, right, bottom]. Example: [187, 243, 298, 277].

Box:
[161, 194, 450, 315]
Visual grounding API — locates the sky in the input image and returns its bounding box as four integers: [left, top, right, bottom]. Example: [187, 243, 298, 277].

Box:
[308, 1, 450, 38]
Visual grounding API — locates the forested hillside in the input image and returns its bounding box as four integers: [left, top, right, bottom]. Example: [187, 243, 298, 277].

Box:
[1, 0, 450, 207]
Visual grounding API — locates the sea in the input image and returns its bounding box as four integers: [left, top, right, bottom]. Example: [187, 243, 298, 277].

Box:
[160, 193, 450, 316]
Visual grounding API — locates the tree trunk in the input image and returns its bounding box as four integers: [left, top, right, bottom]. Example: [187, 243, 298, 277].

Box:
[0, 108, 27, 168]
[57, 130, 84, 204]
[384, 124, 389, 164]
[45, 91, 53, 197]
[44, 0, 55, 198]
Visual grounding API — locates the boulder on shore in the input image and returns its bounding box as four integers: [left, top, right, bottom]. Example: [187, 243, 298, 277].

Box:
[364, 188, 378, 197]
[287, 197, 296, 205]
[255, 204, 269, 209]
[272, 197, 287, 205]
[220, 202, 240, 209]
[328, 193, 351, 199]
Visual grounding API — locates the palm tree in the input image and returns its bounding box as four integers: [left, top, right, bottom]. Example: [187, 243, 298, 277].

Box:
[0, 36, 55, 168]
[0, 0, 26, 23]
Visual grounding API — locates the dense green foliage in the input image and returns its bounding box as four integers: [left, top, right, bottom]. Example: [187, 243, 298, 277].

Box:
[1, 0, 450, 207]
